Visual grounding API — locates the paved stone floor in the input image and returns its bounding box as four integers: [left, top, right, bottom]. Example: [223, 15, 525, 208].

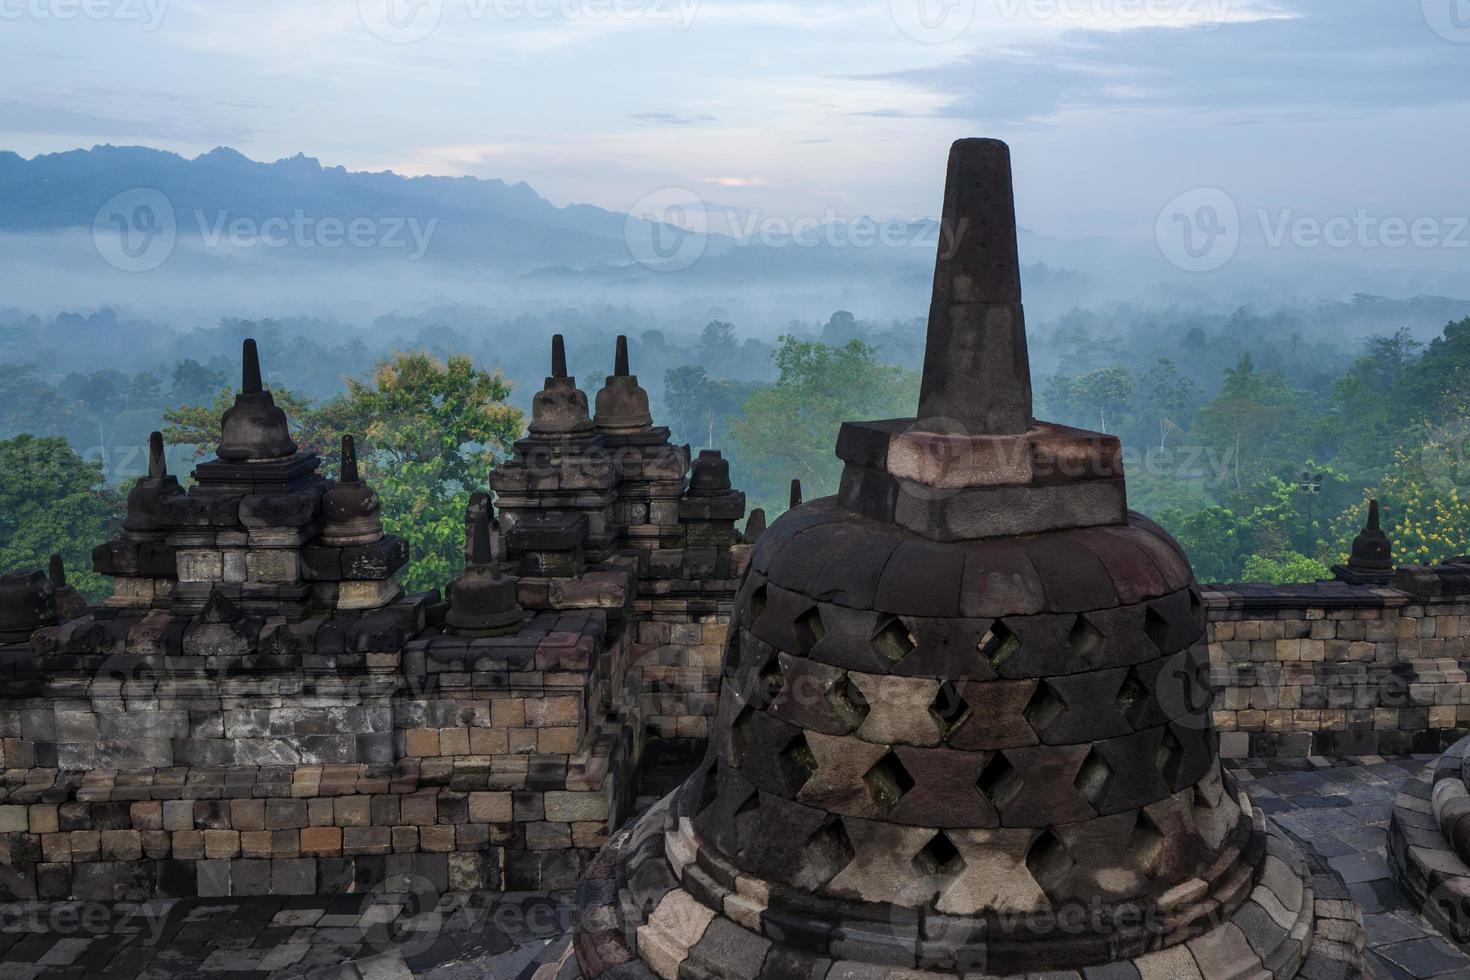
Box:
[0, 757, 1467, 979]
[1235, 754, 1470, 980]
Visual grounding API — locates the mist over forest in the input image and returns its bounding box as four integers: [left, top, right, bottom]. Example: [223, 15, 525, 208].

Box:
[4, 145, 1470, 596]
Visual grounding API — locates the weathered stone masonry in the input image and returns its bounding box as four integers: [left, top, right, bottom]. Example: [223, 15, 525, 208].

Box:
[0, 333, 751, 901]
[1208, 564, 1470, 759]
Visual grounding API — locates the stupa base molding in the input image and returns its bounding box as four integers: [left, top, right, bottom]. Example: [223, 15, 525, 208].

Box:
[1389, 735, 1470, 946]
[573, 788, 1365, 979]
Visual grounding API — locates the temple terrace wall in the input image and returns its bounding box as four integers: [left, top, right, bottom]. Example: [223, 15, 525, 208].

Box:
[1208, 563, 1470, 759]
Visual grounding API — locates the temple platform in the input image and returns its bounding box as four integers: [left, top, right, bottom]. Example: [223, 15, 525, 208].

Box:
[0, 757, 1453, 979]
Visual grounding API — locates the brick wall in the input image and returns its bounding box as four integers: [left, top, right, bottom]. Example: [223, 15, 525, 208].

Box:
[1207, 571, 1470, 758]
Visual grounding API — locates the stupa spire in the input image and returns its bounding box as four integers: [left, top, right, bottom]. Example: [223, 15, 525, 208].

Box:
[614, 335, 630, 376]
[147, 431, 167, 480]
[917, 138, 1033, 434]
[551, 334, 568, 379]
[242, 338, 264, 394]
[340, 434, 360, 483]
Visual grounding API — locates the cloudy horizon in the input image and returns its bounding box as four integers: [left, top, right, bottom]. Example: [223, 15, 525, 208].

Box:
[3, 0, 1470, 279]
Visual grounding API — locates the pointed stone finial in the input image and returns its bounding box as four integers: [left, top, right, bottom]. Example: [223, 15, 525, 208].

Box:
[532, 337, 595, 437]
[148, 431, 167, 480]
[216, 338, 298, 461]
[1335, 498, 1395, 585]
[321, 433, 384, 545]
[917, 138, 1033, 434]
[469, 495, 494, 566]
[595, 335, 653, 433]
[744, 508, 767, 544]
[242, 338, 263, 394]
[789, 479, 803, 510]
[341, 434, 360, 483]
[615, 335, 631, 377]
[48, 554, 65, 589]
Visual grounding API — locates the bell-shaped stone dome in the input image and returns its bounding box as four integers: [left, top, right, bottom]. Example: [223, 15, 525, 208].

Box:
[123, 431, 183, 532]
[571, 139, 1362, 980]
[595, 335, 654, 434]
[321, 435, 385, 546]
[0, 569, 57, 644]
[445, 494, 525, 637]
[217, 339, 298, 461]
[688, 450, 732, 496]
[530, 334, 595, 437]
[1335, 499, 1394, 585]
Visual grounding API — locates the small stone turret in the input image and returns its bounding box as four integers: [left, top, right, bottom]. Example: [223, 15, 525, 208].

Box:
[217, 339, 298, 461]
[320, 435, 385, 546]
[0, 569, 57, 644]
[688, 450, 731, 496]
[48, 555, 86, 621]
[680, 450, 745, 548]
[1335, 499, 1395, 585]
[594, 335, 654, 434]
[446, 495, 525, 637]
[743, 508, 767, 544]
[530, 335, 595, 437]
[123, 431, 183, 532]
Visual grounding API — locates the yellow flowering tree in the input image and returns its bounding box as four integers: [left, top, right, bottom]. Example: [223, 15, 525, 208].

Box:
[1330, 441, 1470, 567]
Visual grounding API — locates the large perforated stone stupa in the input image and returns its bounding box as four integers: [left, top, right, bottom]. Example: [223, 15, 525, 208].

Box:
[568, 140, 1365, 979]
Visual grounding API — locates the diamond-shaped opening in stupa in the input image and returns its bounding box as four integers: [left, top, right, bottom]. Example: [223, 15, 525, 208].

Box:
[863, 749, 917, 813]
[871, 616, 917, 665]
[977, 751, 1024, 810]
[929, 679, 972, 734]
[980, 621, 1021, 672]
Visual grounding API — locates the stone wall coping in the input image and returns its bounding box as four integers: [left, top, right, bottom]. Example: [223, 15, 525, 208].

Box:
[1203, 583, 1412, 611]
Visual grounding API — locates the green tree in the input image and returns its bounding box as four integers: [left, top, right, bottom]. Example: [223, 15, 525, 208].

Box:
[166, 352, 524, 594]
[0, 435, 121, 600]
[699, 321, 739, 366]
[1241, 551, 1332, 585]
[663, 366, 759, 451]
[729, 337, 917, 512]
[1193, 354, 1303, 490]
[170, 359, 227, 404]
[1138, 358, 1199, 451]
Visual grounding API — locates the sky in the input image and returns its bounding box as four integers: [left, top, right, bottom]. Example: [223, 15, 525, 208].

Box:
[4, 0, 1470, 267]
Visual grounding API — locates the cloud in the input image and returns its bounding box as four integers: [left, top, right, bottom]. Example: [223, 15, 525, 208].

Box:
[870, 0, 1470, 124]
[630, 112, 719, 126]
[700, 176, 768, 187]
[0, 89, 254, 145]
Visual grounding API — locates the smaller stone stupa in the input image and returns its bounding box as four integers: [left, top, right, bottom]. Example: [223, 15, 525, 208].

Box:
[1334, 500, 1395, 585]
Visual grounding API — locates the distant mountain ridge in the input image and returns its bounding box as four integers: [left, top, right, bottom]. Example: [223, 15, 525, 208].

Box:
[0, 144, 659, 271]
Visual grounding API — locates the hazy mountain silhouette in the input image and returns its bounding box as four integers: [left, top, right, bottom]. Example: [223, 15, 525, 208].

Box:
[0, 144, 678, 271]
